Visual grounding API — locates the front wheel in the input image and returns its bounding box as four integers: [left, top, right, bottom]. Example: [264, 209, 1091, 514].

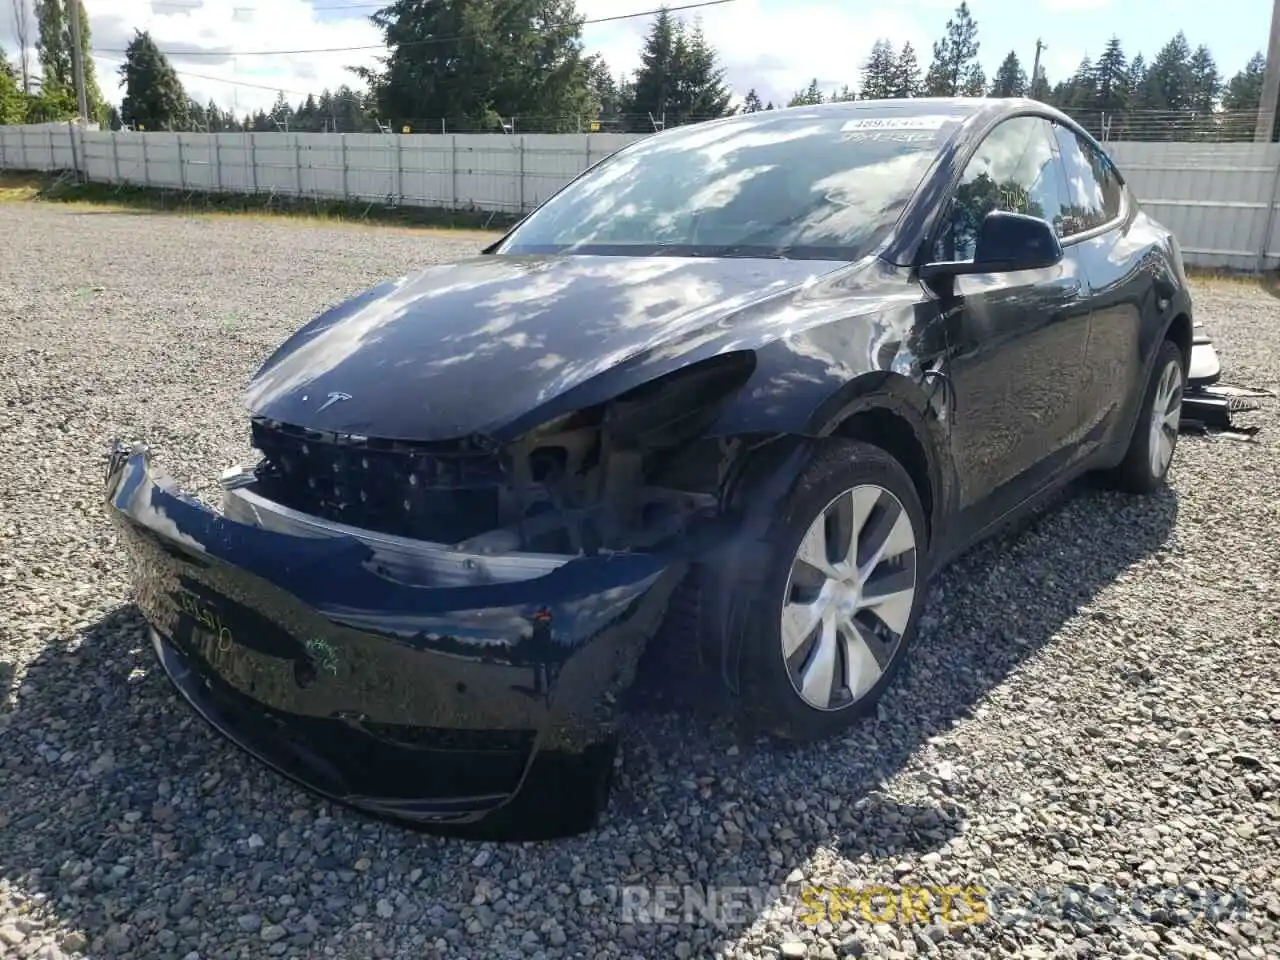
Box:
[736, 440, 929, 742]
[1101, 339, 1185, 495]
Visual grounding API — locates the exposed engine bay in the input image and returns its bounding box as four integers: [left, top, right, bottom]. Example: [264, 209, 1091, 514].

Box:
[240, 355, 761, 561]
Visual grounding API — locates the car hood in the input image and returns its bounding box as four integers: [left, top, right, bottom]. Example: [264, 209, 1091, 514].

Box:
[243, 253, 846, 442]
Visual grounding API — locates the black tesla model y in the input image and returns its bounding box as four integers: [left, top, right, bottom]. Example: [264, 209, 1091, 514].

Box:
[106, 97, 1194, 840]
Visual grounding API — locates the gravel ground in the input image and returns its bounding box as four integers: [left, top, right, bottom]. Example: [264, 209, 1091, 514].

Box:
[1, 202, 1278, 960]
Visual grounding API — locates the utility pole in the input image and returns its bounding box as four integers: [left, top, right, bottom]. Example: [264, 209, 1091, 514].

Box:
[1257, 0, 1280, 142]
[1031, 39, 1045, 96]
[67, 0, 90, 122]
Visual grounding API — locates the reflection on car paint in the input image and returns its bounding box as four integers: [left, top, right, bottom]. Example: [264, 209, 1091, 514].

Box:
[102, 97, 1199, 840]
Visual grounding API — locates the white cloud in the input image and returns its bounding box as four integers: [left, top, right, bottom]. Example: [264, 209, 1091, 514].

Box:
[2, 0, 384, 116]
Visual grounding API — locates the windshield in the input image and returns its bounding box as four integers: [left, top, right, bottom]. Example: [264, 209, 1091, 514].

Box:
[498, 109, 965, 261]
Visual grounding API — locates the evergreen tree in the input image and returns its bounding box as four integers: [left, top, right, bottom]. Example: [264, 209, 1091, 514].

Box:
[625, 10, 732, 129]
[1135, 33, 1194, 114]
[626, 5, 679, 127]
[1221, 52, 1272, 140]
[118, 29, 190, 131]
[989, 51, 1026, 98]
[924, 1, 980, 96]
[361, 0, 591, 132]
[742, 88, 763, 113]
[892, 42, 922, 98]
[584, 54, 625, 125]
[1188, 44, 1220, 114]
[1223, 51, 1264, 114]
[1094, 36, 1130, 117]
[961, 63, 986, 96]
[1067, 56, 1097, 110]
[678, 22, 733, 119]
[788, 78, 824, 106]
[861, 40, 897, 101]
[205, 98, 229, 132]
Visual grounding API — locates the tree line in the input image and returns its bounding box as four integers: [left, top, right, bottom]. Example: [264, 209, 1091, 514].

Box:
[1, 0, 1274, 143]
[1, 0, 107, 125]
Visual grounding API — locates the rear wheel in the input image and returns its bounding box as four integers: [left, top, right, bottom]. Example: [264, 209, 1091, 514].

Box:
[736, 440, 929, 741]
[1102, 339, 1185, 494]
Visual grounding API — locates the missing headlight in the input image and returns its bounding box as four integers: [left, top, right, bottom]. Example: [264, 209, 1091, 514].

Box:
[247, 355, 754, 561]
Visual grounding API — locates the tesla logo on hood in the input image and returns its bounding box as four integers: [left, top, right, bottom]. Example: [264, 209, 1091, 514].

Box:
[316, 391, 352, 413]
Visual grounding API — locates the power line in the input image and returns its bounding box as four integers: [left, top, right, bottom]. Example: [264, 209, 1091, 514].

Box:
[96, 0, 738, 57]
[96, 56, 322, 100]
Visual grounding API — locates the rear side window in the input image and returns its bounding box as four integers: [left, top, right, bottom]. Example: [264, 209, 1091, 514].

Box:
[936, 115, 1068, 261]
[1051, 123, 1123, 236]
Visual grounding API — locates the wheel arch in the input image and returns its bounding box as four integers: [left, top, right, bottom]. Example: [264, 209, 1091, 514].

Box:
[1164, 311, 1192, 371]
[688, 378, 951, 697]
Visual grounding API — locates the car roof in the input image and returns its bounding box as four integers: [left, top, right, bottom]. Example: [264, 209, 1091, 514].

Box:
[687, 96, 1066, 133]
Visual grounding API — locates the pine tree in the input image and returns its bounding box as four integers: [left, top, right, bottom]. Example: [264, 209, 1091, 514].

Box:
[1188, 45, 1220, 114]
[961, 63, 986, 96]
[861, 40, 897, 100]
[627, 5, 679, 128]
[1223, 51, 1264, 113]
[362, 0, 590, 132]
[1221, 52, 1270, 140]
[118, 29, 190, 131]
[742, 88, 763, 113]
[1135, 32, 1194, 114]
[1094, 36, 1130, 117]
[584, 54, 624, 125]
[679, 22, 733, 120]
[892, 43, 922, 98]
[788, 78, 824, 106]
[924, 1, 980, 96]
[989, 51, 1026, 97]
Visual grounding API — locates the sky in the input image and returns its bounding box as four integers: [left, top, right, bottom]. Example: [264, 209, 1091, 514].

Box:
[0, 0, 1271, 118]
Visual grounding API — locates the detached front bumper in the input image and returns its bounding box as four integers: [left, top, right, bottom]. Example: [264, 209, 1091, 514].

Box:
[104, 443, 683, 839]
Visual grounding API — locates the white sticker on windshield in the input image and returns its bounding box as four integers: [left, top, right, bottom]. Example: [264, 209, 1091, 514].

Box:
[841, 116, 950, 131]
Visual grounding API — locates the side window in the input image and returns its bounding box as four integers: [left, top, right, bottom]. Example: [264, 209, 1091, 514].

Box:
[1051, 123, 1121, 235]
[1086, 139, 1124, 221]
[937, 116, 1068, 261]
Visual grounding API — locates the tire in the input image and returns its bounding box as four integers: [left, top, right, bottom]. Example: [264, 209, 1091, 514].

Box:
[736, 439, 929, 742]
[1101, 339, 1185, 495]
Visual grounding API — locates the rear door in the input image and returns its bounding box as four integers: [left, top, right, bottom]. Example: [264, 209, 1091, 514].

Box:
[930, 114, 1094, 527]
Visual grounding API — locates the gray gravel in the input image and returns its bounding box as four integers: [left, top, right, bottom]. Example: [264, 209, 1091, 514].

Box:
[1, 202, 1278, 960]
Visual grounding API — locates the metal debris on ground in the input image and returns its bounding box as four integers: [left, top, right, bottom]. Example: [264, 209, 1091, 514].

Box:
[1179, 324, 1275, 440]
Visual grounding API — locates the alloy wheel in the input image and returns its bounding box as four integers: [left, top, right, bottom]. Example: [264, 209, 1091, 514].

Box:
[1148, 359, 1183, 478]
[780, 484, 918, 712]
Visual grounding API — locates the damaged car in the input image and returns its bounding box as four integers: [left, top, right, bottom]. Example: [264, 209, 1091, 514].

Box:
[106, 97, 1196, 840]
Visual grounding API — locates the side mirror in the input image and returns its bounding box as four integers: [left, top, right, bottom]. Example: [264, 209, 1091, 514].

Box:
[919, 210, 1063, 284]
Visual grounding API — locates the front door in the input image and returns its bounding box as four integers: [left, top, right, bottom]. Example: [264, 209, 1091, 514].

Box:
[927, 114, 1094, 530]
